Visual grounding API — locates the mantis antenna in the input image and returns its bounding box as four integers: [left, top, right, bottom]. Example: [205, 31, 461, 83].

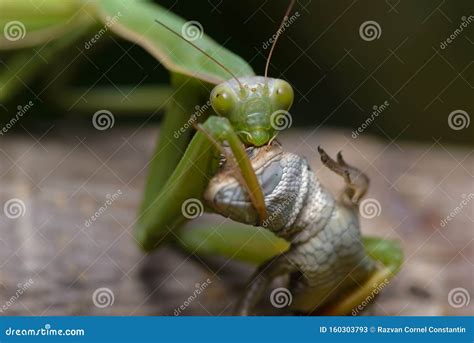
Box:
[264, 0, 296, 78]
[154, 19, 243, 89]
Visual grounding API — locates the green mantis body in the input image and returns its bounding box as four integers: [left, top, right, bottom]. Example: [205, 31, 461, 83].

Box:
[1, 0, 402, 315]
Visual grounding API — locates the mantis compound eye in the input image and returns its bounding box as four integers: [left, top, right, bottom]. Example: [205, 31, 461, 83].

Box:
[273, 80, 294, 111]
[210, 87, 236, 116]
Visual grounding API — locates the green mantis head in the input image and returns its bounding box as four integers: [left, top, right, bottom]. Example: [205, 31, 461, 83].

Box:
[153, 4, 296, 147]
[210, 76, 294, 146]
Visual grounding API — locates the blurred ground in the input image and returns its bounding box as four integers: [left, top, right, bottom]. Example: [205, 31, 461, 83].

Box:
[0, 124, 472, 315]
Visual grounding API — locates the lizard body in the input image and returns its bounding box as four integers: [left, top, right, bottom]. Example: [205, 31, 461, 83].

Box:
[204, 144, 375, 314]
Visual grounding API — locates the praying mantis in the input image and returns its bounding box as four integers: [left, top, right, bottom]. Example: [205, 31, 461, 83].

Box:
[129, 1, 403, 315]
[1, 0, 402, 315]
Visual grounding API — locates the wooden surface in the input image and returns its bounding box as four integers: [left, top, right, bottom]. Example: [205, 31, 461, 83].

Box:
[0, 124, 472, 316]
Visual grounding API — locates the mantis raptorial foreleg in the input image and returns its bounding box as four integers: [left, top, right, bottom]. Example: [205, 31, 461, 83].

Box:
[196, 116, 268, 223]
[139, 75, 211, 216]
[136, 112, 268, 251]
[136, 127, 217, 249]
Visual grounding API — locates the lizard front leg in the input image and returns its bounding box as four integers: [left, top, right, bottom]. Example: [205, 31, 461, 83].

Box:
[317, 146, 369, 205]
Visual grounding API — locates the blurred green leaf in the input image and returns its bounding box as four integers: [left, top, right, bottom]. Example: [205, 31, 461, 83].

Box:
[0, 0, 92, 49]
[92, 0, 254, 84]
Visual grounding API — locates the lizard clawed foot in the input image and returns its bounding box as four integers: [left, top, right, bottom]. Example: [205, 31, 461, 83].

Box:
[317, 146, 369, 205]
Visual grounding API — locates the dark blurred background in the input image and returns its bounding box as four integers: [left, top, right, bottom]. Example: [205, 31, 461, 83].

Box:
[2, 0, 473, 144]
[89, 0, 474, 144]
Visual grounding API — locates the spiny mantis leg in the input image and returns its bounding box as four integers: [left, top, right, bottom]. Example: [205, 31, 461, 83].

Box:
[138, 74, 211, 219]
[135, 115, 220, 251]
[196, 116, 268, 224]
[136, 115, 267, 251]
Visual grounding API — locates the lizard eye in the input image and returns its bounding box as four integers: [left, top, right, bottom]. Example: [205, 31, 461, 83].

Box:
[211, 87, 236, 115]
[273, 80, 294, 111]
